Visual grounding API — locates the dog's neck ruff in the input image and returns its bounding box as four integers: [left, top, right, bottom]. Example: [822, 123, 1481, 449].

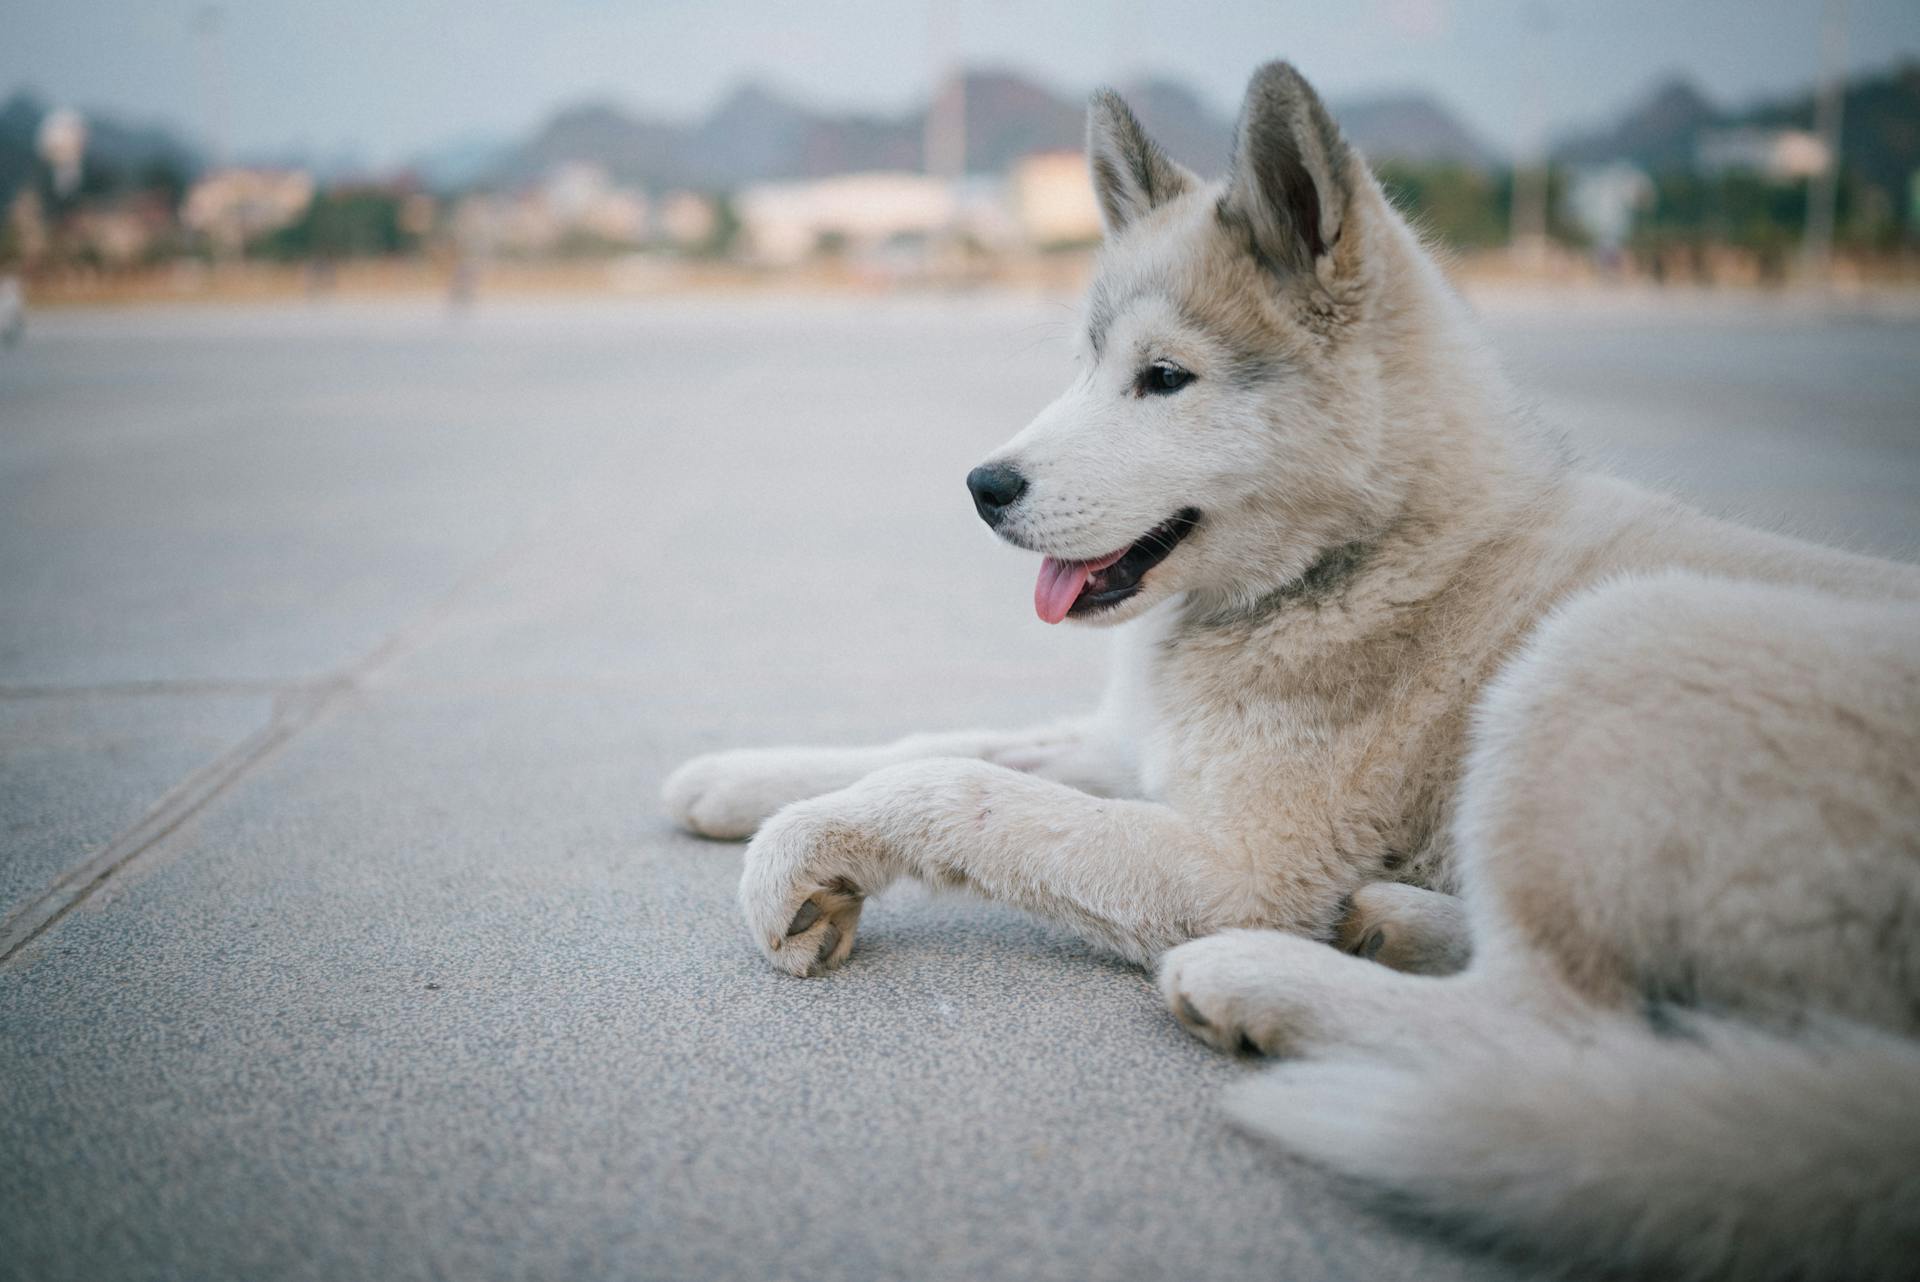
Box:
[1188, 539, 1376, 630]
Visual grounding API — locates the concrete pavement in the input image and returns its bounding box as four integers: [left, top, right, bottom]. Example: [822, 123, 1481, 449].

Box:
[3, 290, 1917, 1281]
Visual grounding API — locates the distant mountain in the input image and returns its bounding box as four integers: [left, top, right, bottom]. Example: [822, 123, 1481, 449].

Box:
[948, 70, 1084, 172]
[1554, 78, 1722, 170]
[82, 110, 201, 178]
[693, 84, 814, 180]
[1120, 82, 1493, 174]
[467, 70, 1496, 194]
[1551, 60, 1920, 220]
[1119, 78, 1231, 174]
[0, 91, 201, 205]
[408, 134, 515, 192]
[0, 94, 40, 203]
[1337, 93, 1496, 169]
[698, 83, 916, 182]
[488, 83, 915, 189]
[498, 99, 681, 187]
[237, 143, 374, 184]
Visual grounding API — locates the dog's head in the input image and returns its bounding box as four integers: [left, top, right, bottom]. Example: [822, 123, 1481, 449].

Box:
[970, 62, 1416, 625]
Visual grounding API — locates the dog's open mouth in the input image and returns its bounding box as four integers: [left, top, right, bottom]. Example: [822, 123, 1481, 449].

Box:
[1033, 509, 1200, 624]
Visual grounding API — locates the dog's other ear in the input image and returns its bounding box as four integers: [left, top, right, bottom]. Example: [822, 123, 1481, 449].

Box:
[1087, 89, 1195, 235]
[1219, 62, 1354, 276]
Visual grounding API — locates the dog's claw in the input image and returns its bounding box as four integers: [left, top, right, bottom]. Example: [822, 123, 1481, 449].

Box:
[808, 925, 842, 975]
[786, 900, 822, 936]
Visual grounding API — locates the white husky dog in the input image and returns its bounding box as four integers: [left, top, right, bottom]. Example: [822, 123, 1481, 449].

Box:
[664, 62, 1920, 1281]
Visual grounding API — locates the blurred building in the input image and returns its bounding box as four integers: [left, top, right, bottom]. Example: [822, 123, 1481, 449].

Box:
[542, 163, 649, 245]
[655, 190, 718, 249]
[6, 190, 50, 262]
[397, 191, 437, 240]
[1008, 151, 1102, 247]
[1564, 163, 1654, 252]
[452, 191, 541, 257]
[953, 175, 1023, 252]
[183, 168, 316, 248]
[735, 172, 956, 264]
[454, 164, 650, 255]
[1695, 128, 1831, 181]
[35, 107, 87, 197]
[67, 193, 176, 266]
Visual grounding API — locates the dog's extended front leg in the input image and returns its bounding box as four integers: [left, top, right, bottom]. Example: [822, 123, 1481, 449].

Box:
[738, 758, 1239, 975]
[664, 718, 1136, 840]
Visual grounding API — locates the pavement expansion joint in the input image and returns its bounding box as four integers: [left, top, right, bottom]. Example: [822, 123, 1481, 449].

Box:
[0, 690, 317, 963]
[0, 678, 299, 701]
[0, 527, 546, 965]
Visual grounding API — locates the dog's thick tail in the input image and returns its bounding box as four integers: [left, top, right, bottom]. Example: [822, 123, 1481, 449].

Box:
[1227, 1009, 1920, 1281]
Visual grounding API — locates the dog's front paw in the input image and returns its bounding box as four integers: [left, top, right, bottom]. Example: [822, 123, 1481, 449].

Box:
[738, 804, 881, 976]
[1159, 930, 1340, 1057]
[662, 749, 804, 840]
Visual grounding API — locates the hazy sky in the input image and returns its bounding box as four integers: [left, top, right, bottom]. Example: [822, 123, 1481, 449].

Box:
[5, 1, 1919, 165]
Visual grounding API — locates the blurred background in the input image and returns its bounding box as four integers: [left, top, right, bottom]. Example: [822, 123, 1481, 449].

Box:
[4, 0, 1919, 304]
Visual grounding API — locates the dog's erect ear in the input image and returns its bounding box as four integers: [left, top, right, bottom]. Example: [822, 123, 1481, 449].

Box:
[1219, 62, 1354, 276]
[1086, 89, 1195, 235]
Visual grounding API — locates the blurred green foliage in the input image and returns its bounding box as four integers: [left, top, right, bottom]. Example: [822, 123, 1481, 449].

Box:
[256, 189, 419, 260]
[1375, 162, 1586, 252]
[1376, 163, 1509, 249]
[699, 191, 741, 258]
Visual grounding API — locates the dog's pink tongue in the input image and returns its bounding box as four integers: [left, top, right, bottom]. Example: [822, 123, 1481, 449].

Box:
[1033, 549, 1127, 625]
[1034, 558, 1091, 625]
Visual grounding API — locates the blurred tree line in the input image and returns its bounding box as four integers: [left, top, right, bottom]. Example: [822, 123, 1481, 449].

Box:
[254, 190, 420, 260]
[1630, 171, 1908, 281]
[1375, 162, 1583, 251]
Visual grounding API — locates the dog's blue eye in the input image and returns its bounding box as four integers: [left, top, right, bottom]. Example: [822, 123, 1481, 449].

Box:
[1138, 362, 1194, 396]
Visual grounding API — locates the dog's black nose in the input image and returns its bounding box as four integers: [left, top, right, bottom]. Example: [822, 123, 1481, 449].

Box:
[967, 462, 1028, 526]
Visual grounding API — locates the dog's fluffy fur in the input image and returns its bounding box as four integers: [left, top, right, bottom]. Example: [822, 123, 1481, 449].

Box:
[663, 63, 1920, 1280]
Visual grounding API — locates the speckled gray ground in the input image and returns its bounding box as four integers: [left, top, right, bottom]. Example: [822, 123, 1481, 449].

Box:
[3, 291, 1917, 1282]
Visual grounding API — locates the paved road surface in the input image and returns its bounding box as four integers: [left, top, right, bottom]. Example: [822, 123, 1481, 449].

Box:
[3, 291, 1917, 1282]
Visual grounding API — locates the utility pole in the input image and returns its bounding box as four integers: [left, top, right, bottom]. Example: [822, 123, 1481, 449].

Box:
[1803, 0, 1849, 284]
[924, 6, 966, 275]
[924, 10, 965, 183]
[193, 6, 236, 266]
[193, 6, 231, 169]
[1508, 3, 1554, 271]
